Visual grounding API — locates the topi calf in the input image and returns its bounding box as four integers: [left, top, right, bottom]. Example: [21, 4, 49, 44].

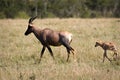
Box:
[95, 40, 118, 63]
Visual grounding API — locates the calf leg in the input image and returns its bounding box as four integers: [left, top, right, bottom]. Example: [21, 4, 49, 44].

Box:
[106, 55, 112, 63]
[103, 50, 112, 63]
[113, 52, 117, 57]
[47, 46, 55, 60]
[103, 51, 106, 63]
[113, 52, 117, 61]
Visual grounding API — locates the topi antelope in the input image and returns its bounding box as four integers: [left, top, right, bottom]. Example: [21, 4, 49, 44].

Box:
[24, 16, 75, 62]
[95, 40, 118, 63]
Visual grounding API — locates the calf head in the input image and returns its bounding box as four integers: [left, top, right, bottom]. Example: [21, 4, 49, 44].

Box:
[95, 41, 102, 47]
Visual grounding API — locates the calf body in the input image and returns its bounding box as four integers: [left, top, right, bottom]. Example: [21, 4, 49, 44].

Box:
[95, 41, 118, 63]
[25, 17, 75, 62]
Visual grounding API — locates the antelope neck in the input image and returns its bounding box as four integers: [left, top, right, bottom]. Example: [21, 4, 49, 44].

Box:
[33, 26, 41, 38]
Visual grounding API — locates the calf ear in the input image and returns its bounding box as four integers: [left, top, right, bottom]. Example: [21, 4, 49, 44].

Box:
[96, 42, 99, 44]
[95, 41, 98, 45]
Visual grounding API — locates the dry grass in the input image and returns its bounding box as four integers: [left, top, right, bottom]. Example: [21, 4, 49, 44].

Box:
[0, 18, 120, 80]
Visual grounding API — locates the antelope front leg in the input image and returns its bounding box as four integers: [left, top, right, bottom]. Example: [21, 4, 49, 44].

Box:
[47, 46, 55, 60]
[39, 46, 46, 63]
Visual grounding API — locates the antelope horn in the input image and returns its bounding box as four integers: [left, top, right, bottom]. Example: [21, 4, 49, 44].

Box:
[28, 16, 37, 23]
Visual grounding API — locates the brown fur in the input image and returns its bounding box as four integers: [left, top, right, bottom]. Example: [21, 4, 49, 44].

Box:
[25, 17, 75, 62]
[95, 40, 118, 63]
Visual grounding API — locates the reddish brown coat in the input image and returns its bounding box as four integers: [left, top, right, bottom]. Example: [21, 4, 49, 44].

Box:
[25, 17, 75, 62]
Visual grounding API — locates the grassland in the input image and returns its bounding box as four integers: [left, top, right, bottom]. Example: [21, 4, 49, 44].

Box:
[0, 18, 120, 80]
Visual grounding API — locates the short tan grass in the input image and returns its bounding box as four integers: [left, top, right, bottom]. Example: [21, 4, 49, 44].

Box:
[0, 18, 120, 80]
